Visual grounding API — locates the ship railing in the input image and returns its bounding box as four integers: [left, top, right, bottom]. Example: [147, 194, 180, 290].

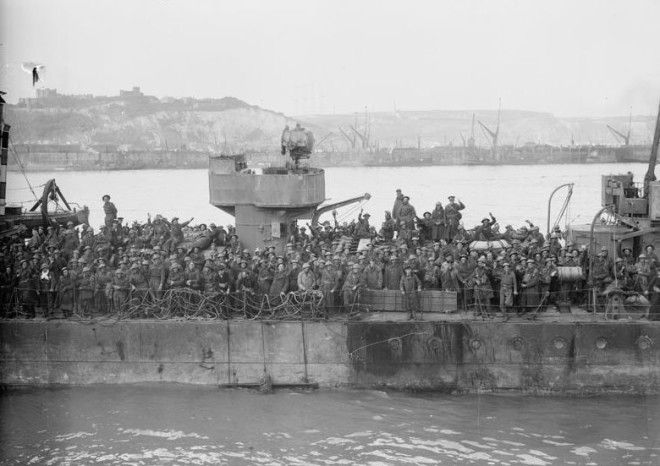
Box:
[1, 284, 651, 321]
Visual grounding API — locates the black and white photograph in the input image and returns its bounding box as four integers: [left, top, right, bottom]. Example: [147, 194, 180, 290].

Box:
[0, 0, 659, 464]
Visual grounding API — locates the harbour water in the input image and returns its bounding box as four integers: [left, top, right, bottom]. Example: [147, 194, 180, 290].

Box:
[4, 162, 658, 465]
[6, 163, 647, 231]
[0, 386, 657, 465]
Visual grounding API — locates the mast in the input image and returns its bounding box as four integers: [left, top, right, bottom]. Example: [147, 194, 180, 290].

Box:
[495, 97, 501, 150]
[477, 99, 501, 161]
[643, 100, 660, 194]
[0, 93, 9, 216]
[628, 107, 632, 141]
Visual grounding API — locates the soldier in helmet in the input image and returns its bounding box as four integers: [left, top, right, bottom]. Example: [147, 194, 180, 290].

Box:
[167, 262, 186, 289]
[129, 261, 150, 308]
[236, 260, 257, 315]
[102, 194, 118, 229]
[148, 253, 167, 298]
[398, 196, 417, 230]
[111, 269, 130, 312]
[201, 261, 218, 294]
[520, 259, 540, 315]
[269, 262, 289, 305]
[444, 195, 465, 241]
[78, 266, 96, 316]
[297, 262, 316, 292]
[94, 262, 112, 314]
[471, 257, 494, 318]
[58, 268, 76, 318]
[355, 210, 372, 239]
[499, 261, 518, 321]
[342, 263, 363, 311]
[400, 264, 422, 319]
[18, 259, 38, 318]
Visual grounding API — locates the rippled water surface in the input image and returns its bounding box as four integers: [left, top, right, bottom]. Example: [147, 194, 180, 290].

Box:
[1, 386, 657, 465]
[6, 163, 647, 229]
[5, 164, 657, 464]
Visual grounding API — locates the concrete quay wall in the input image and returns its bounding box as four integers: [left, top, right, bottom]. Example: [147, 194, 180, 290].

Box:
[1, 320, 659, 394]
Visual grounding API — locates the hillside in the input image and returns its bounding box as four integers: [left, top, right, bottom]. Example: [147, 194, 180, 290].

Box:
[6, 92, 315, 153]
[5, 88, 656, 152]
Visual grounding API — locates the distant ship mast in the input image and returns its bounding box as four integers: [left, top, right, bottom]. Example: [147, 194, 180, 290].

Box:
[478, 98, 501, 162]
[607, 109, 632, 146]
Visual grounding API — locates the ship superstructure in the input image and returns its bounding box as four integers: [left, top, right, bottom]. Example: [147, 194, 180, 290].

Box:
[209, 126, 368, 252]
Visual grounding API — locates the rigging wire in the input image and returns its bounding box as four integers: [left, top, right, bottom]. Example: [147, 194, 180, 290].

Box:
[5, 183, 46, 191]
[552, 185, 573, 230]
[8, 137, 38, 200]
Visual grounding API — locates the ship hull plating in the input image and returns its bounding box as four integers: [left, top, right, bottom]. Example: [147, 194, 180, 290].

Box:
[2, 319, 658, 394]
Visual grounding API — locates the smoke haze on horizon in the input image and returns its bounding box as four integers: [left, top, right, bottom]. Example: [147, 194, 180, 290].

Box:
[1, 0, 659, 118]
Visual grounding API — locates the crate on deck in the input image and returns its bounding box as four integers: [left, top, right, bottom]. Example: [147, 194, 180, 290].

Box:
[420, 290, 457, 313]
[361, 289, 457, 313]
[361, 289, 401, 311]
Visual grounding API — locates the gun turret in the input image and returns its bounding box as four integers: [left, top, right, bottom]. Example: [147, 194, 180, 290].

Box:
[281, 124, 315, 168]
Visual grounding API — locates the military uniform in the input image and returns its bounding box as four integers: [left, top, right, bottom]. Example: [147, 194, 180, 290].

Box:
[94, 266, 112, 314]
[269, 268, 289, 299]
[444, 200, 465, 241]
[381, 214, 396, 241]
[440, 260, 460, 293]
[499, 268, 517, 315]
[319, 264, 340, 317]
[111, 270, 130, 311]
[398, 201, 417, 230]
[422, 261, 441, 290]
[361, 264, 383, 290]
[383, 258, 403, 290]
[400, 272, 422, 319]
[430, 205, 446, 241]
[297, 267, 316, 292]
[341, 268, 362, 309]
[78, 270, 97, 316]
[184, 265, 202, 291]
[471, 264, 493, 317]
[58, 271, 76, 317]
[520, 263, 540, 312]
[148, 260, 166, 297]
[103, 199, 118, 229]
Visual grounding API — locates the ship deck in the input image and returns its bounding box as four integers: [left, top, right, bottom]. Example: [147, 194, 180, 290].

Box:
[6, 307, 656, 324]
[359, 307, 656, 323]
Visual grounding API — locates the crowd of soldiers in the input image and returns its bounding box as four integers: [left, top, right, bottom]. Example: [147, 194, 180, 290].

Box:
[1, 191, 659, 321]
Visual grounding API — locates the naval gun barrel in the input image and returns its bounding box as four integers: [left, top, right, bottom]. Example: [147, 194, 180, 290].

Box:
[644, 100, 660, 195]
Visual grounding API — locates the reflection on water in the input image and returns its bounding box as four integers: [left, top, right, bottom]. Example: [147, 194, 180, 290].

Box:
[7, 163, 647, 230]
[1, 386, 657, 465]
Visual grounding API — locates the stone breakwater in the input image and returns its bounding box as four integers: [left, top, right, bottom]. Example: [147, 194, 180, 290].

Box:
[1, 320, 659, 394]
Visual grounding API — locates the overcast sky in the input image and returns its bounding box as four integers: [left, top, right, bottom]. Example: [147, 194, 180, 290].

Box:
[1, 0, 658, 117]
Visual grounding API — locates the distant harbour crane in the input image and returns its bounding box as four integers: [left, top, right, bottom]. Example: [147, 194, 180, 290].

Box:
[607, 110, 633, 146]
[478, 99, 501, 161]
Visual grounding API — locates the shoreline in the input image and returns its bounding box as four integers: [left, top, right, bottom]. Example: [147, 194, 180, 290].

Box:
[7, 159, 646, 173]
